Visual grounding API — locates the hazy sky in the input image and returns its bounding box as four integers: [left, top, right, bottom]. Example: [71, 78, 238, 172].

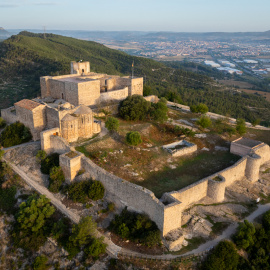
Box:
[0, 0, 269, 32]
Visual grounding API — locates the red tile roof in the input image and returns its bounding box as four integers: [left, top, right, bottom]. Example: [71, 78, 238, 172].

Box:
[14, 99, 41, 111]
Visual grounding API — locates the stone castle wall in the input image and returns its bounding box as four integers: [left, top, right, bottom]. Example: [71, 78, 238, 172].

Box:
[100, 88, 129, 103]
[1, 107, 18, 124]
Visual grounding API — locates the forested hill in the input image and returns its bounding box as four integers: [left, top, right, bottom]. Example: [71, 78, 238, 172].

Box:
[0, 31, 211, 108]
[0, 31, 270, 125]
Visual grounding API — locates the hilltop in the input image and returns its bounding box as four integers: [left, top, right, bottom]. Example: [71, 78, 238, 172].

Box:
[0, 31, 270, 124]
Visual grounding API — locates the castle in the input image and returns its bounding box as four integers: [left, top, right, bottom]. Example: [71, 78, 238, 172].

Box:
[1, 61, 143, 142]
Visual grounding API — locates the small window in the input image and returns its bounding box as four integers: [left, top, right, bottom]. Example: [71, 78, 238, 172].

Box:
[62, 93, 64, 99]
[71, 125, 73, 128]
[82, 69, 84, 73]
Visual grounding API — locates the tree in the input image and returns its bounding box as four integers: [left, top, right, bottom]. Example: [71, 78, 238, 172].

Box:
[262, 210, 270, 232]
[0, 122, 32, 147]
[236, 118, 246, 136]
[150, 101, 168, 122]
[164, 91, 182, 104]
[234, 220, 256, 250]
[66, 180, 91, 203]
[196, 115, 212, 129]
[190, 103, 209, 114]
[105, 117, 119, 132]
[16, 195, 55, 233]
[143, 85, 152, 96]
[40, 153, 59, 174]
[126, 131, 142, 146]
[201, 240, 239, 270]
[48, 166, 65, 193]
[88, 181, 105, 201]
[0, 149, 4, 160]
[69, 216, 97, 247]
[84, 238, 107, 259]
[119, 95, 151, 121]
[251, 118, 261, 127]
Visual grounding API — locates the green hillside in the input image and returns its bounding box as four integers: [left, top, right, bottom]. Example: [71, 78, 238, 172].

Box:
[0, 31, 270, 125]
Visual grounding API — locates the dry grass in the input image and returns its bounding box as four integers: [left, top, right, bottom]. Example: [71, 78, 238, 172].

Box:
[219, 79, 255, 89]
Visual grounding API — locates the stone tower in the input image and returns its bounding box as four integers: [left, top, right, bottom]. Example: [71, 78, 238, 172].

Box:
[61, 114, 78, 142]
[73, 105, 93, 139]
[70, 61, 90, 75]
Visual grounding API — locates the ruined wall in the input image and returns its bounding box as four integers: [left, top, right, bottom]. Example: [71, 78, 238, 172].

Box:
[163, 140, 197, 157]
[230, 142, 252, 156]
[219, 157, 247, 187]
[78, 80, 100, 106]
[144, 95, 159, 103]
[80, 155, 181, 236]
[254, 144, 270, 165]
[46, 107, 60, 129]
[169, 179, 209, 209]
[1, 107, 18, 123]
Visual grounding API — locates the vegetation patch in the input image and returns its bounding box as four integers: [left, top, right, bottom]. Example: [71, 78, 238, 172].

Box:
[0, 122, 32, 147]
[110, 208, 161, 247]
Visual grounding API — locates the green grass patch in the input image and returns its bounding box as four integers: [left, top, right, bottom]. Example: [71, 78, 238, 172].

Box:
[138, 151, 240, 198]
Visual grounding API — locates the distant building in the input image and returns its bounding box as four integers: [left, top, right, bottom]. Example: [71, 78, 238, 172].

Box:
[217, 67, 243, 75]
[204, 60, 221, 68]
[244, 59, 258, 64]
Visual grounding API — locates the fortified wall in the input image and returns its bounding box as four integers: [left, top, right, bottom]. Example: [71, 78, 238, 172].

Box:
[42, 125, 270, 237]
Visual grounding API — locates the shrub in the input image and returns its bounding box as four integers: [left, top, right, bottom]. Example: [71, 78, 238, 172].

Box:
[0, 149, 4, 160]
[110, 208, 161, 247]
[0, 117, 6, 128]
[0, 186, 17, 213]
[105, 117, 119, 132]
[88, 181, 105, 201]
[66, 180, 91, 203]
[150, 101, 168, 122]
[32, 255, 49, 270]
[190, 103, 209, 114]
[143, 85, 152, 96]
[84, 238, 107, 259]
[251, 118, 261, 127]
[40, 153, 59, 174]
[108, 202, 115, 211]
[119, 95, 151, 121]
[126, 131, 142, 146]
[0, 122, 32, 147]
[164, 91, 182, 104]
[48, 166, 65, 193]
[196, 115, 212, 129]
[236, 118, 246, 135]
[36, 150, 47, 162]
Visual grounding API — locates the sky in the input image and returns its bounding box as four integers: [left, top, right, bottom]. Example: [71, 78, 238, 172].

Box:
[0, 0, 269, 32]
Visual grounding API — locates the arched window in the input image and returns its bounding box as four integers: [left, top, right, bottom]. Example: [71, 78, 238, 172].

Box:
[62, 93, 64, 99]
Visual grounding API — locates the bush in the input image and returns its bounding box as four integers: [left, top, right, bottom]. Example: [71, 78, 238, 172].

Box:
[0, 117, 6, 128]
[143, 85, 152, 96]
[110, 208, 161, 247]
[32, 255, 49, 270]
[190, 103, 209, 114]
[164, 91, 182, 104]
[150, 101, 168, 122]
[126, 131, 142, 146]
[48, 166, 65, 193]
[0, 122, 32, 147]
[36, 150, 47, 163]
[262, 210, 270, 232]
[84, 238, 107, 259]
[119, 95, 151, 121]
[40, 153, 59, 174]
[236, 118, 246, 135]
[0, 186, 17, 213]
[88, 181, 105, 201]
[196, 115, 212, 129]
[105, 117, 119, 132]
[66, 180, 91, 203]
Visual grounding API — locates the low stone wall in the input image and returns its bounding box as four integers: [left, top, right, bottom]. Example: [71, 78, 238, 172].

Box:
[163, 140, 197, 157]
[254, 144, 270, 165]
[1, 107, 18, 123]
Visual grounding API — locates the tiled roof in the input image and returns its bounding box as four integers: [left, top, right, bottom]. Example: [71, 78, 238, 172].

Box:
[14, 99, 41, 111]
